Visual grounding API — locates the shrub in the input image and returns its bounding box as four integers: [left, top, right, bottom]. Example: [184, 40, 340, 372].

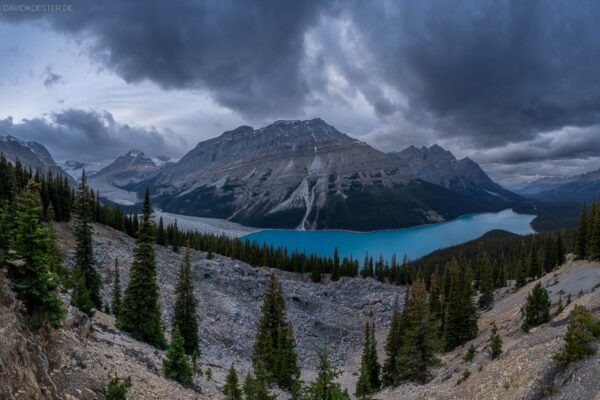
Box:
[553, 305, 600, 368]
[463, 344, 476, 362]
[105, 375, 131, 400]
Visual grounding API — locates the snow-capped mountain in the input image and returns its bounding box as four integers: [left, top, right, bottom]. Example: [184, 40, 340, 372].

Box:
[59, 160, 108, 181]
[137, 118, 523, 230]
[0, 135, 72, 182]
[88, 149, 173, 205]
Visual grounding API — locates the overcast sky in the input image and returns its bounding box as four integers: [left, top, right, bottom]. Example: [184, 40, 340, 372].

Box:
[1, 0, 600, 185]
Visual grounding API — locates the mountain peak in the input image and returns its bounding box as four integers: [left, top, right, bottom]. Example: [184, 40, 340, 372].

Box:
[125, 149, 145, 157]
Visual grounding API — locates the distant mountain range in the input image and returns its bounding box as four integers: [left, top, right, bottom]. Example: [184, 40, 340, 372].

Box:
[516, 168, 600, 202]
[1, 119, 532, 230]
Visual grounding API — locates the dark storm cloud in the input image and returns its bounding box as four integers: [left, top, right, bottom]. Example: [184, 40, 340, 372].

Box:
[4, 0, 600, 157]
[346, 0, 600, 146]
[0, 109, 185, 162]
[0, 0, 330, 119]
[473, 126, 600, 164]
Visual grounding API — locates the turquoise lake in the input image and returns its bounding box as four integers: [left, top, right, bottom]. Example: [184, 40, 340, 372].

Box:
[243, 209, 535, 262]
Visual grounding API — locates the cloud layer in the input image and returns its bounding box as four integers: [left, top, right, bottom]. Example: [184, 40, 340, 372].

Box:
[0, 109, 185, 162]
[3, 0, 600, 179]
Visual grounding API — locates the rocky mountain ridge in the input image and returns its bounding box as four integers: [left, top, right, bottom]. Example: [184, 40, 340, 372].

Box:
[391, 144, 520, 202]
[137, 119, 523, 230]
[0, 135, 72, 182]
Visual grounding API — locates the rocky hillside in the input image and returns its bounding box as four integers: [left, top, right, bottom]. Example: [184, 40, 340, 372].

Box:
[3, 220, 600, 399]
[139, 119, 522, 230]
[380, 257, 600, 400]
[53, 221, 400, 397]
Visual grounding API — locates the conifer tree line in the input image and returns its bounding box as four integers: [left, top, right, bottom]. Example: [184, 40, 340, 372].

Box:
[573, 200, 600, 261]
[404, 228, 570, 294]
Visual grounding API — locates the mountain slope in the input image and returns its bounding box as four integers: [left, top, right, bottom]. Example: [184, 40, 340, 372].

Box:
[380, 257, 600, 400]
[6, 220, 599, 399]
[0, 135, 72, 182]
[140, 119, 522, 230]
[391, 145, 522, 202]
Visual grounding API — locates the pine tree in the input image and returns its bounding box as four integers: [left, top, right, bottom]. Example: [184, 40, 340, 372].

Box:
[443, 260, 478, 351]
[0, 201, 12, 265]
[156, 216, 166, 246]
[275, 324, 300, 390]
[527, 243, 541, 279]
[12, 180, 64, 328]
[72, 274, 94, 316]
[73, 170, 101, 308]
[588, 205, 600, 260]
[111, 259, 122, 318]
[331, 247, 341, 282]
[555, 233, 565, 266]
[477, 251, 494, 309]
[173, 245, 199, 355]
[515, 259, 527, 288]
[366, 323, 380, 391]
[574, 204, 588, 259]
[243, 360, 275, 400]
[522, 282, 551, 332]
[396, 277, 440, 383]
[489, 323, 502, 359]
[303, 350, 350, 400]
[382, 295, 403, 387]
[543, 237, 557, 273]
[356, 322, 380, 397]
[118, 188, 166, 349]
[163, 326, 193, 384]
[252, 273, 299, 389]
[224, 364, 243, 400]
[429, 272, 443, 328]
